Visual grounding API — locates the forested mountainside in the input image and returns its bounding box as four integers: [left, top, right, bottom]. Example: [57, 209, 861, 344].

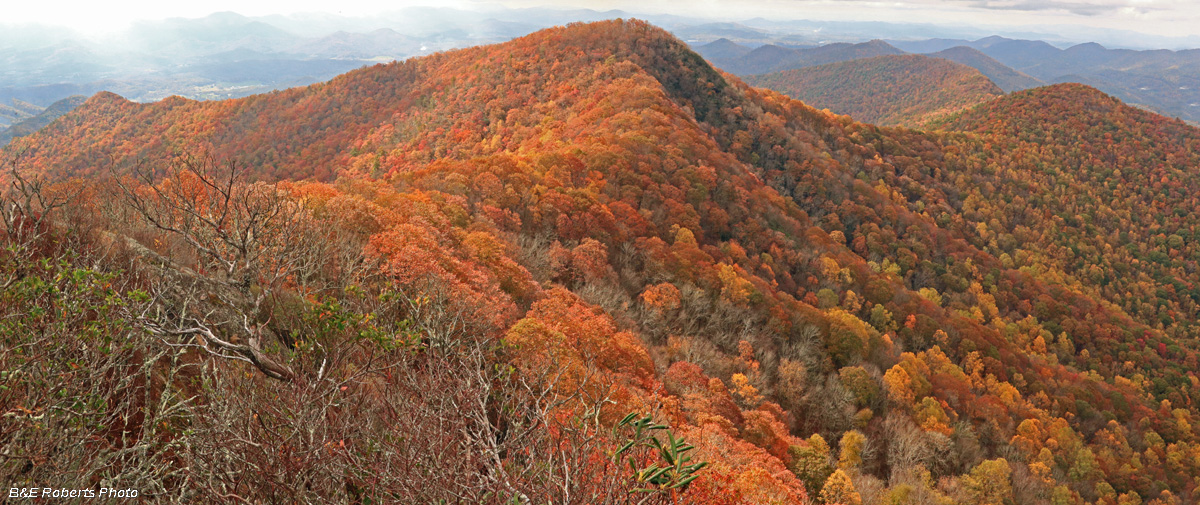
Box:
[0, 99, 43, 128]
[0, 95, 86, 147]
[744, 54, 1004, 127]
[697, 39, 904, 76]
[4, 19, 1200, 504]
[697, 37, 754, 61]
[892, 36, 1200, 124]
[927, 47, 1043, 93]
[934, 84, 1200, 348]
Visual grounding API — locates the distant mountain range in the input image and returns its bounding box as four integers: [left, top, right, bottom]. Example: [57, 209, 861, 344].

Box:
[0, 9, 555, 109]
[900, 37, 1200, 123]
[0, 96, 87, 147]
[926, 46, 1042, 93]
[0, 99, 42, 128]
[698, 36, 1200, 124]
[699, 39, 904, 75]
[2, 6, 1199, 147]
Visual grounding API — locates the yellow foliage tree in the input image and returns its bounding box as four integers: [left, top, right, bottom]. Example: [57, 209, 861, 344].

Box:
[883, 364, 916, 406]
[820, 469, 862, 505]
[838, 430, 866, 471]
[962, 458, 1013, 505]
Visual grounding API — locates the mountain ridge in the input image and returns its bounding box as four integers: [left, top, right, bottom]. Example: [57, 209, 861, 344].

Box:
[745, 53, 1004, 127]
[929, 46, 1042, 92]
[696, 38, 905, 75]
[895, 35, 1200, 122]
[7, 19, 1200, 503]
[0, 95, 86, 147]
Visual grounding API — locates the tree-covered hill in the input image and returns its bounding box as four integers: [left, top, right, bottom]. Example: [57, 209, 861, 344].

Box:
[929, 46, 1043, 92]
[4, 19, 1199, 504]
[745, 54, 1004, 127]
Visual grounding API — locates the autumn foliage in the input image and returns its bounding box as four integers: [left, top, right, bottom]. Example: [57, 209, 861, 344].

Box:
[4, 18, 1200, 505]
[746, 54, 1004, 128]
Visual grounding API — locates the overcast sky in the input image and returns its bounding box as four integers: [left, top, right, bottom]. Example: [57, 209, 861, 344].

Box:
[6, 0, 1199, 39]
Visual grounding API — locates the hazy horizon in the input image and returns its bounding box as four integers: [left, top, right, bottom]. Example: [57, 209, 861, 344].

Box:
[4, 0, 1198, 50]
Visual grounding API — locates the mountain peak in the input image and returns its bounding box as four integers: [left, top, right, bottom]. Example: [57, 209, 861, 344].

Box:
[695, 38, 752, 62]
[87, 91, 132, 105]
[1065, 41, 1108, 53]
[196, 11, 253, 26]
[935, 45, 985, 57]
[14, 19, 729, 180]
[973, 35, 1012, 46]
[934, 82, 1170, 134]
[699, 37, 749, 51]
[747, 44, 793, 55]
[1014, 82, 1122, 108]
